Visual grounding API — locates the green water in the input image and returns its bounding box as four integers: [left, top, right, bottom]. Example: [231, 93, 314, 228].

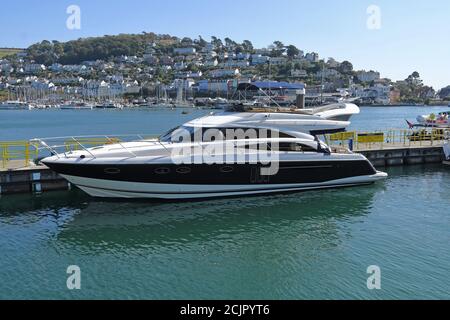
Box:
[1, 165, 449, 299]
[1, 106, 450, 299]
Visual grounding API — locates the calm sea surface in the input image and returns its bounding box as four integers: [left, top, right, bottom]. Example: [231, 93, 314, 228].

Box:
[0, 106, 449, 299]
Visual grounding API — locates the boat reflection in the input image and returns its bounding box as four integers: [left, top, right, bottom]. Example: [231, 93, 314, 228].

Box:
[51, 185, 386, 251]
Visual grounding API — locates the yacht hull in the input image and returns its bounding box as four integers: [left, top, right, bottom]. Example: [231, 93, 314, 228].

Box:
[59, 173, 386, 199]
[43, 161, 387, 199]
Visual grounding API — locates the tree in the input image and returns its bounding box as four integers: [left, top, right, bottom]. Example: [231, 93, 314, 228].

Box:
[286, 45, 300, 58]
[438, 86, 450, 100]
[406, 71, 422, 87]
[273, 41, 284, 49]
[181, 37, 193, 45]
[198, 35, 207, 47]
[224, 37, 236, 48]
[211, 36, 223, 49]
[339, 61, 353, 74]
[242, 40, 254, 52]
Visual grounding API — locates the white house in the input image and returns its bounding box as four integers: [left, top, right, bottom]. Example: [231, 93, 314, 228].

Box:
[204, 59, 219, 68]
[255, 48, 273, 56]
[24, 64, 46, 74]
[209, 69, 240, 78]
[174, 47, 197, 55]
[316, 69, 341, 79]
[356, 70, 381, 83]
[124, 81, 141, 94]
[269, 57, 288, 65]
[251, 54, 269, 65]
[175, 71, 203, 79]
[220, 61, 250, 68]
[291, 69, 308, 77]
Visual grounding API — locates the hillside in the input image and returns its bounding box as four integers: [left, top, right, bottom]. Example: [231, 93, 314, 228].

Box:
[0, 48, 24, 58]
[26, 33, 179, 65]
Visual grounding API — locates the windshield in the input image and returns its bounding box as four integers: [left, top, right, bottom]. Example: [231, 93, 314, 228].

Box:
[159, 126, 197, 143]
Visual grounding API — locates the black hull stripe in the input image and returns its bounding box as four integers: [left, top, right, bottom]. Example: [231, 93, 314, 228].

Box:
[75, 181, 374, 195]
[45, 160, 377, 185]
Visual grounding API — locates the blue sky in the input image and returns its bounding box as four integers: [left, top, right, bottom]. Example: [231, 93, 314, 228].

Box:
[1, 0, 450, 89]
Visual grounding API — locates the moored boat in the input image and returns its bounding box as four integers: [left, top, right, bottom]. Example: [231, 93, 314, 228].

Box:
[0, 100, 33, 110]
[37, 109, 386, 200]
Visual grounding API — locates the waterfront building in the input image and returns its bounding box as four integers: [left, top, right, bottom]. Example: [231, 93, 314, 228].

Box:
[51, 77, 84, 85]
[195, 79, 234, 94]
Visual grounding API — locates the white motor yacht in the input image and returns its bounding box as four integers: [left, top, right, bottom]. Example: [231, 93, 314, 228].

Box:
[38, 110, 387, 200]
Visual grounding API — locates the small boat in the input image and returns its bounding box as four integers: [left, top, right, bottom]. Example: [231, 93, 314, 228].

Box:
[60, 102, 94, 110]
[416, 112, 450, 128]
[95, 102, 124, 109]
[0, 100, 33, 110]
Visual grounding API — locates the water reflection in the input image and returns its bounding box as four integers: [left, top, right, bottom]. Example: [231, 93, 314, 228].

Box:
[0, 182, 386, 252]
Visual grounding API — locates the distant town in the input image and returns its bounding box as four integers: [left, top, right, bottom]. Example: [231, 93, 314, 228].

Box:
[1, 32, 450, 107]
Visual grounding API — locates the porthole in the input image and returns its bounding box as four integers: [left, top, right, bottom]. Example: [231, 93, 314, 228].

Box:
[176, 167, 191, 174]
[104, 168, 121, 174]
[155, 167, 171, 175]
[220, 166, 234, 173]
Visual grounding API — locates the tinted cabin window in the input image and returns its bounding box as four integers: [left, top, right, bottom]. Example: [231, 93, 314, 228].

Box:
[276, 143, 317, 152]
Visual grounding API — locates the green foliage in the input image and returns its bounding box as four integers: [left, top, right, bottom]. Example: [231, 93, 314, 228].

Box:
[0, 90, 8, 101]
[438, 85, 450, 99]
[26, 33, 171, 65]
[0, 48, 23, 58]
[338, 61, 353, 75]
[286, 45, 300, 58]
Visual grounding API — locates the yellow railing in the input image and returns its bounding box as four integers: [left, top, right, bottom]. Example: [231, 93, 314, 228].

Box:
[0, 141, 39, 169]
[326, 128, 449, 150]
